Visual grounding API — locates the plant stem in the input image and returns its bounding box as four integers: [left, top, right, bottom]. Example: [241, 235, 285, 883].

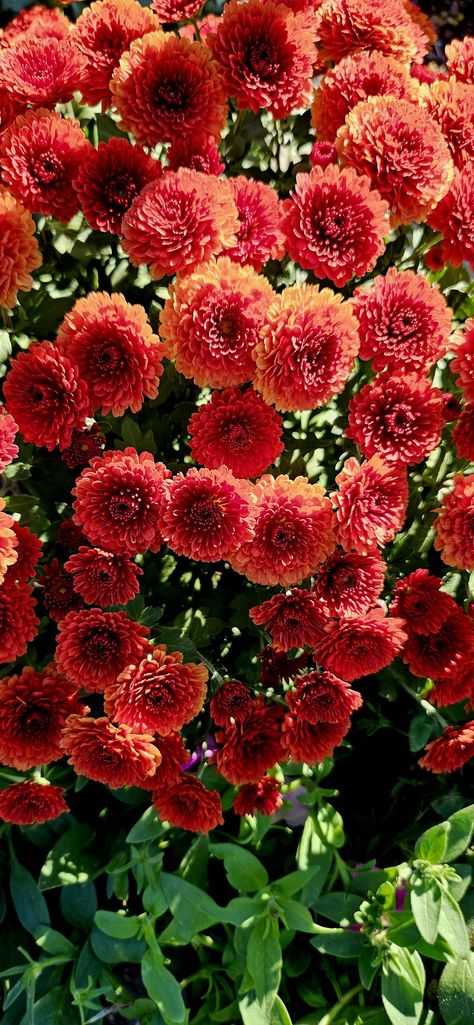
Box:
[317, 985, 364, 1025]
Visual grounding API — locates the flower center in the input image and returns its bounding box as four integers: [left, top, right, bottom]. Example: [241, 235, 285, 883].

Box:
[223, 420, 250, 450]
[105, 174, 138, 212]
[189, 498, 223, 530]
[109, 491, 142, 522]
[95, 341, 126, 373]
[33, 150, 63, 185]
[21, 706, 50, 733]
[85, 628, 118, 659]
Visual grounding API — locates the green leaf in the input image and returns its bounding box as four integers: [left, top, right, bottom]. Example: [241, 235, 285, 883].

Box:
[10, 857, 50, 934]
[142, 947, 186, 1025]
[409, 715, 435, 753]
[312, 804, 345, 848]
[247, 916, 282, 1012]
[19, 986, 81, 1025]
[33, 926, 75, 957]
[160, 872, 223, 941]
[437, 891, 470, 957]
[415, 806, 474, 865]
[127, 805, 165, 844]
[438, 954, 474, 1025]
[410, 880, 442, 944]
[359, 944, 381, 990]
[310, 924, 364, 958]
[90, 926, 146, 964]
[209, 843, 268, 892]
[271, 868, 319, 899]
[60, 881, 97, 930]
[39, 823, 101, 889]
[315, 892, 362, 925]
[385, 910, 451, 962]
[381, 947, 425, 1025]
[278, 898, 315, 933]
[239, 991, 292, 1025]
[296, 816, 333, 905]
[94, 910, 141, 939]
[222, 896, 263, 926]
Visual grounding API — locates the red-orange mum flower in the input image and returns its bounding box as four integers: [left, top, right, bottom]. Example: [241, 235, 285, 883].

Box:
[250, 589, 327, 651]
[446, 37, 474, 85]
[428, 672, 473, 709]
[161, 259, 272, 389]
[225, 178, 285, 272]
[56, 518, 88, 551]
[56, 608, 150, 691]
[452, 319, 474, 403]
[188, 388, 283, 479]
[74, 139, 161, 236]
[336, 97, 453, 227]
[160, 466, 255, 562]
[453, 406, 474, 461]
[0, 782, 68, 825]
[283, 165, 388, 287]
[259, 645, 308, 686]
[427, 164, 474, 268]
[167, 137, 224, 176]
[310, 141, 338, 168]
[111, 33, 227, 147]
[146, 732, 189, 789]
[0, 498, 18, 587]
[72, 0, 158, 107]
[0, 37, 85, 107]
[290, 671, 363, 724]
[0, 109, 91, 223]
[332, 456, 408, 555]
[215, 700, 285, 784]
[65, 547, 142, 607]
[312, 52, 418, 143]
[233, 777, 282, 816]
[419, 721, 474, 773]
[72, 448, 171, 556]
[253, 284, 359, 413]
[434, 474, 474, 570]
[353, 268, 452, 374]
[420, 78, 474, 169]
[346, 373, 445, 464]
[403, 609, 474, 681]
[38, 559, 84, 621]
[403, 0, 437, 46]
[283, 711, 350, 764]
[61, 715, 161, 788]
[153, 774, 223, 834]
[314, 608, 407, 682]
[0, 189, 41, 308]
[0, 89, 24, 138]
[3, 342, 89, 451]
[314, 0, 429, 65]
[8, 522, 42, 585]
[0, 406, 18, 472]
[391, 570, 454, 636]
[0, 5, 70, 47]
[315, 548, 386, 617]
[0, 580, 38, 663]
[152, 0, 202, 19]
[62, 424, 106, 471]
[104, 645, 208, 733]
[0, 663, 85, 770]
[207, 0, 316, 119]
[122, 171, 238, 281]
[210, 681, 255, 726]
[231, 474, 335, 586]
[56, 291, 164, 417]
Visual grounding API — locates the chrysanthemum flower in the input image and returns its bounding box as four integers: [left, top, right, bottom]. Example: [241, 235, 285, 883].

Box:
[353, 268, 452, 374]
[152, 0, 202, 21]
[56, 291, 164, 417]
[56, 518, 88, 550]
[391, 569, 455, 635]
[215, 700, 285, 784]
[3, 342, 89, 451]
[250, 589, 327, 651]
[403, 0, 437, 45]
[346, 373, 445, 464]
[419, 721, 474, 773]
[0, 109, 92, 223]
[0, 5, 70, 47]
[56, 608, 150, 691]
[210, 681, 255, 726]
[72, 0, 158, 107]
[0, 580, 38, 663]
[453, 406, 474, 461]
[314, 608, 407, 682]
[65, 547, 142, 607]
[411, 63, 448, 86]
[314, 548, 386, 617]
[72, 448, 171, 557]
[258, 645, 308, 686]
[314, 0, 429, 65]
[224, 178, 285, 272]
[427, 164, 474, 268]
[419, 78, 474, 169]
[0, 189, 41, 308]
[61, 715, 161, 788]
[0, 498, 18, 587]
[8, 522, 42, 584]
[0, 664, 85, 770]
[290, 671, 363, 723]
[167, 137, 224, 176]
[283, 712, 350, 764]
[153, 774, 223, 834]
[312, 52, 418, 143]
[282, 165, 388, 287]
[253, 284, 359, 413]
[0, 782, 69, 825]
[111, 33, 227, 147]
[160, 258, 273, 388]
[336, 97, 454, 226]
[0, 37, 86, 107]
[310, 141, 338, 168]
[61, 424, 106, 471]
[0, 89, 24, 138]
[446, 37, 474, 85]
[145, 732, 190, 789]
[434, 474, 474, 570]
[403, 608, 474, 681]
[38, 559, 84, 621]
[0, 406, 18, 472]
[160, 466, 255, 562]
[428, 670, 473, 709]
[188, 388, 283, 479]
[332, 456, 408, 554]
[105, 645, 208, 733]
[233, 777, 282, 816]
[74, 139, 161, 236]
[122, 171, 238, 281]
[451, 320, 474, 403]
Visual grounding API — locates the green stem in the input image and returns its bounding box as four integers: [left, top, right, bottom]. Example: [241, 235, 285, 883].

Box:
[316, 985, 364, 1025]
[399, 679, 448, 729]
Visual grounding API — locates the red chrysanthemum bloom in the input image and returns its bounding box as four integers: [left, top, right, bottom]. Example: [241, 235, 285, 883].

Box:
[283, 713, 350, 764]
[427, 164, 474, 268]
[451, 320, 474, 403]
[390, 569, 455, 636]
[312, 52, 418, 143]
[0, 498, 18, 586]
[38, 559, 84, 622]
[0, 109, 92, 222]
[146, 732, 190, 789]
[0, 37, 85, 107]
[419, 721, 474, 773]
[152, 0, 202, 21]
[167, 137, 224, 176]
[404, 0, 437, 46]
[65, 547, 142, 607]
[0, 88, 24, 138]
[434, 474, 474, 570]
[446, 38, 474, 85]
[258, 645, 308, 686]
[55, 608, 150, 691]
[56, 518, 88, 550]
[0, 580, 38, 663]
[346, 373, 445, 464]
[233, 777, 282, 817]
[314, 608, 407, 682]
[314, 0, 429, 65]
[0, 188, 41, 308]
[72, 0, 158, 107]
[122, 171, 238, 281]
[250, 589, 327, 651]
[231, 474, 336, 586]
[8, 522, 42, 585]
[423, 241, 449, 272]
[0, 782, 69, 825]
[0, 406, 18, 472]
[353, 268, 452, 374]
[160, 466, 255, 562]
[253, 284, 359, 413]
[336, 97, 453, 227]
[3, 341, 89, 451]
[61, 424, 106, 471]
[403, 609, 474, 681]
[453, 406, 474, 461]
[0, 663, 85, 770]
[310, 141, 338, 168]
[74, 138, 161, 236]
[188, 387, 283, 479]
[224, 178, 285, 272]
[72, 448, 171, 557]
[210, 681, 255, 726]
[207, 0, 316, 119]
[411, 62, 448, 86]
[111, 33, 227, 147]
[56, 291, 164, 418]
[314, 548, 386, 617]
[0, 5, 70, 47]
[282, 165, 388, 287]
[61, 714, 161, 788]
[153, 774, 223, 834]
[105, 645, 208, 733]
[289, 670, 363, 724]
[428, 670, 473, 709]
[332, 456, 408, 555]
[215, 700, 285, 784]
[420, 78, 474, 170]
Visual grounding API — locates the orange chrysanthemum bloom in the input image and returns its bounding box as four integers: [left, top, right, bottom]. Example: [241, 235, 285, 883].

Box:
[419, 78, 474, 169]
[314, 608, 407, 682]
[0, 407, 19, 474]
[315, 548, 386, 617]
[314, 0, 429, 65]
[61, 715, 162, 788]
[160, 257, 273, 388]
[230, 474, 335, 586]
[346, 373, 445, 464]
[0, 189, 41, 309]
[167, 136, 224, 176]
[250, 589, 327, 650]
[452, 319, 474, 403]
[0, 89, 24, 138]
[419, 721, 474, 773]
[336, 96, 454, 226]
[0, 782, 69, 825]
[105, 645, 208, 733]
[446, 37, 474, 86]
[3, 341, 89, 451]
[111, 32, 227, 147]
[0, 664, 85, 770]
[434, 474, 474, 571]
[0, 497, 18, 586]
[0, 5, 70, 47]
[122, 171, 238, 281]
[225, 178, 285, 272]
[74, 138, 162, 236]
[0, 37, 85, 107]
[188, 387, 284, 479]
[152, 0, 202, 21]
[332, 456, 408, 554]
[253, 284, 359, 412]
[160, 466, 256, 562]
[72, 0, 158, 107]
[403, 0, 437, 45]
[427, 164, 474, 268]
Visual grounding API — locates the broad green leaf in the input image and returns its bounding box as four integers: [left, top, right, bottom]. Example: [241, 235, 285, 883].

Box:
[312, 804, 345, 848]
[381, 946, 425, 1025]
[239, 991, 292, 1025]
[127, 806, 165, 844]
[18, 986, 81, 1025]
[315, 892, 362, 925]
[90, 926, 146, 964]
[271, 868, 319, 899]
[142, 947, 186, 1025]
[415, 806, 474, 865]
[39, 823, 101, 889]
[278, 898, 315, 933]
[60, 881, 97, 930]
[10, 857, 50, 934]
[209, 842, 268, 892]
[310, 924, 364, 958]
[437, 891, 470, 957]
[296, 816, 333, 905]
[94, 910, 141, 939]
[33, 926, 75, 957]
[439, 954, 474, 1025]
[359, 944, 381, 990]
[222, 896, 264, 927]
[415, 824, 450, 865]
[410, 880, 442, 944]
[385, 910, 451, 962]
[409, 715, 435, 753]
[247, 916, 282, 1012]
[160, 872, 223, 941]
